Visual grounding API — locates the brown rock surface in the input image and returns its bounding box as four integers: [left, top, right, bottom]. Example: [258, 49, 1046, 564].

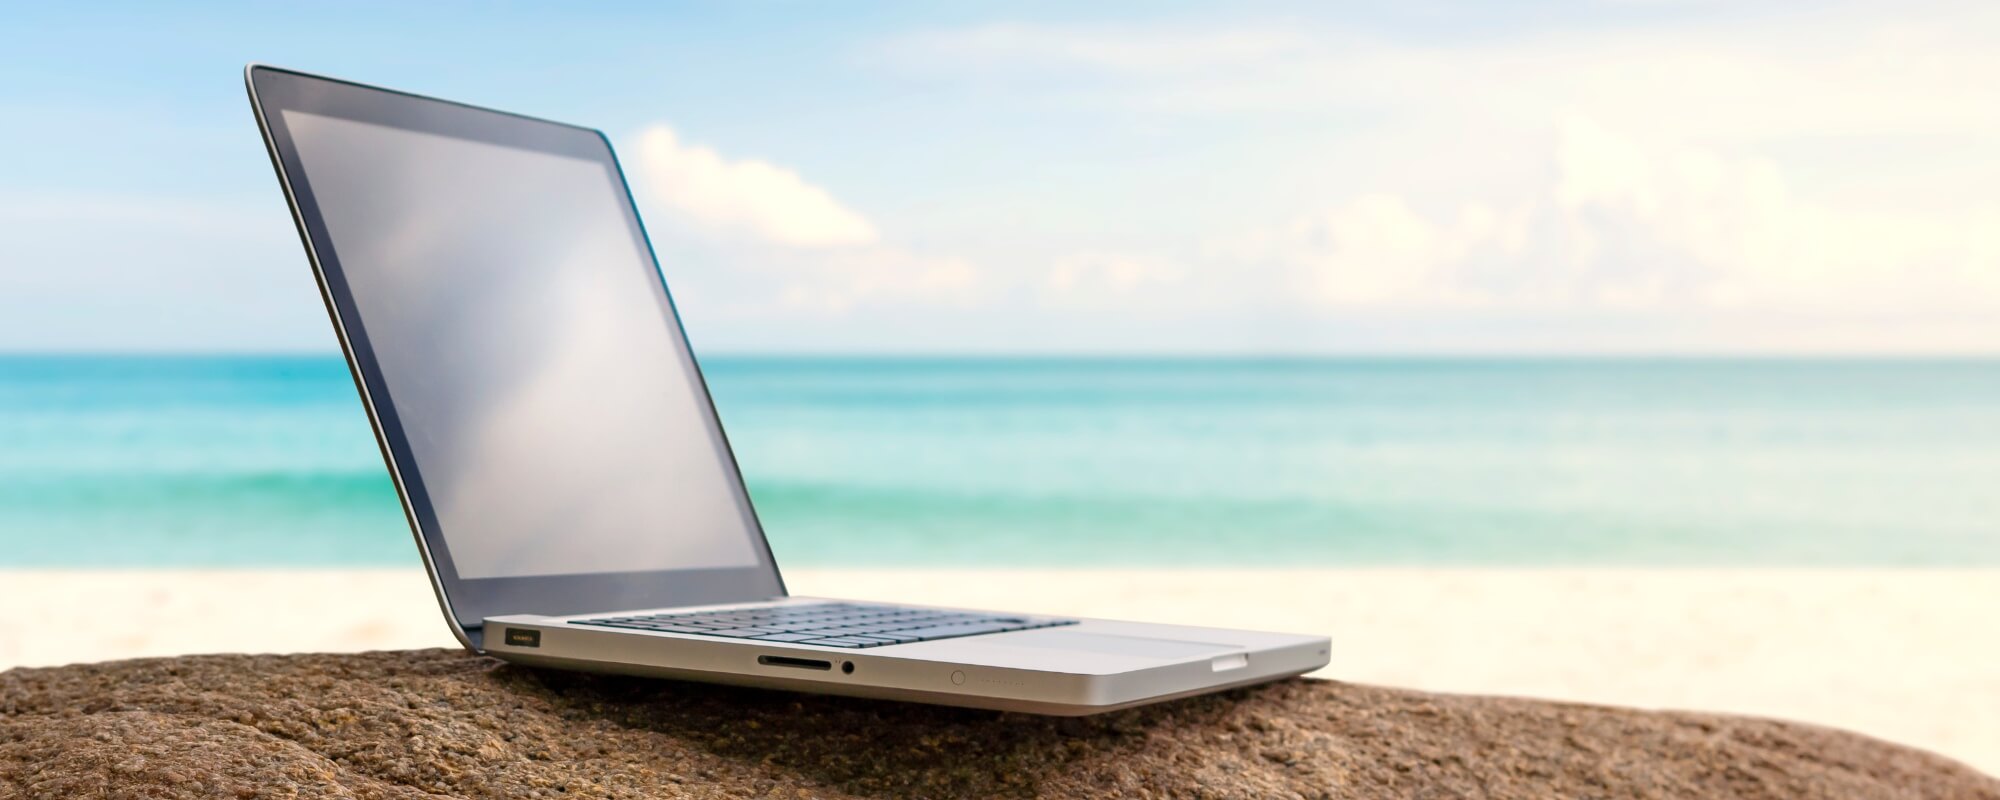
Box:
[0, 648, 1992, 799]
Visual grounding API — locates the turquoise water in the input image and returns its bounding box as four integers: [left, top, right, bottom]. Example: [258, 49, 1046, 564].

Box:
[2, 355, 1996, 567]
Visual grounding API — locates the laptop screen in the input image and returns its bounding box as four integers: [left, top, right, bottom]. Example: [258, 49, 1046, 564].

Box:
[278, 108, 763, 580]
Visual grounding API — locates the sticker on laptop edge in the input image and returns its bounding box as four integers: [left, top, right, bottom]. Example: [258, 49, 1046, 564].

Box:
[505, 628, 541, 648]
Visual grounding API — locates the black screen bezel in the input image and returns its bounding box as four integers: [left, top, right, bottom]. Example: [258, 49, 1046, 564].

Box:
[245, 65, 787, 648]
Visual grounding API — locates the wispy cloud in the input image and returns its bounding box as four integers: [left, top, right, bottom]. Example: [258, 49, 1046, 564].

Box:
[852, 7, 2000, 352]
[624, 126, 981, 317]
[630, 126, 878, 248]
[1217, 115, 2000, 316]
[875, 9, 2000, 139]
[6, 5, 1997, 353]
[881, 22, 1312, 73]
[1039, 251, 1187, 308]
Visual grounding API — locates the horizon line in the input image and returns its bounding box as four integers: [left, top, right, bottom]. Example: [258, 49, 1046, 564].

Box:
[4, 349, 2000, 362]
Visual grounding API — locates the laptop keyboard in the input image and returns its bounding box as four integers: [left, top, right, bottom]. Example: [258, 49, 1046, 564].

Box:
[570, 602, 1077, 648]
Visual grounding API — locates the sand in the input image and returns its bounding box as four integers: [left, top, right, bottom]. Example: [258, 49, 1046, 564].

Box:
[1, 568, 1995, 777]
[5, 649, 1995, 799]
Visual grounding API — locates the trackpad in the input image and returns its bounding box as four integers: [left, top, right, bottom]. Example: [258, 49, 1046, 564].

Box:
[991, 630, 1240, 659]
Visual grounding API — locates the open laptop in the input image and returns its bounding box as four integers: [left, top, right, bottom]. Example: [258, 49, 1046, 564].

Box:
[244, 65, 1329, 714]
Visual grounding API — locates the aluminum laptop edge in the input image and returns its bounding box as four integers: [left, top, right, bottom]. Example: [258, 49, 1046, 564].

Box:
[244, 63, 1330, 715]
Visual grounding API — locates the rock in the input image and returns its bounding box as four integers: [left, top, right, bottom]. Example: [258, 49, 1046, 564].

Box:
[1, 649, 1992, 799]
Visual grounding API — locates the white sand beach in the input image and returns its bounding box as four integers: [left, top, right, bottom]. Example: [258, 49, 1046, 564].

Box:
[2, 568, 1994, 776]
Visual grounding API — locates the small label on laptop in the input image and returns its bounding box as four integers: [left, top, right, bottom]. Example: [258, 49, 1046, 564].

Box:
[504, 628, 541, 648]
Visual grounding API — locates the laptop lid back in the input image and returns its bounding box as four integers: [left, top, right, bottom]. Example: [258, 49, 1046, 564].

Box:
[245, 66, 785, 648]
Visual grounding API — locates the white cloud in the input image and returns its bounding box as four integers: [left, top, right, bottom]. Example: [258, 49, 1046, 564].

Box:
[773, 248, 983, 314]
[622, 127, 983, 318]
[620, 124, 988, 318]
[883, 9, 2000, 144]
[1040, 251, 1186, 306]
[1223, 194, 1503, 309]
[1221, 115, 2000, 322]
[631, 125, 878, 248]
[855, 8, 2000, 351]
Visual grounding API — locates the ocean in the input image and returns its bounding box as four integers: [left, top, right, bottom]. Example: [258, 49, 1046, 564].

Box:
[2, 355, 1996, 567]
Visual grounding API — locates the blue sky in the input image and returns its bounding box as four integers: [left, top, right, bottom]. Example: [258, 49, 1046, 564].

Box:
[2, 1, 1996, 353]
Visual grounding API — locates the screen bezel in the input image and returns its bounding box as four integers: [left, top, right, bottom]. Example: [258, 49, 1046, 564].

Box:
[245, 65, 787, 649]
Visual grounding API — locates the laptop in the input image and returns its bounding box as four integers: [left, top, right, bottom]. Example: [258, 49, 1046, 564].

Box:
[244, 65, 1329, 714]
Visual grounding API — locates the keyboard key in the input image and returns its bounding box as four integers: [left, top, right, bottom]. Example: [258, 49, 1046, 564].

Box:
[571, 602, 1077, 646]
[709, 627, 783, 637]
[888, 622, 1011, 641]
[749, 633, 824, 642]
[782, 621, 851, 632]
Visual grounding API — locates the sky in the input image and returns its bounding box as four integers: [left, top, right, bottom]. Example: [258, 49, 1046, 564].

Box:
[1, 1, 1996, 355]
